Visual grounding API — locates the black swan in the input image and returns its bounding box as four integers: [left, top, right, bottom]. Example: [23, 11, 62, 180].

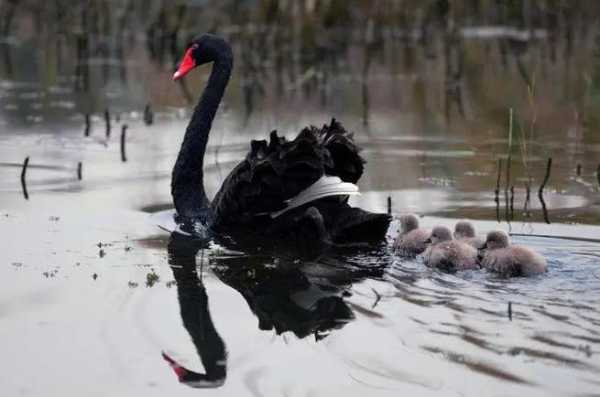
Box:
[169, 34, 390, 248]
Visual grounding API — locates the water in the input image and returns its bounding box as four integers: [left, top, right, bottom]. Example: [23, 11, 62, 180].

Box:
[1, 2, 600, 396]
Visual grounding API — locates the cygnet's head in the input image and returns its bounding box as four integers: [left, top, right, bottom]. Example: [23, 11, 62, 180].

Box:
[399, 214, 419, 233]
[454, 221, 475, 239]
[428, 226, 453, 244]
[484, 230, 510, 249]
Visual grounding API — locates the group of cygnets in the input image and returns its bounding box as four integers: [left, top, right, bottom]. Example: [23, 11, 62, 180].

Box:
[394, 214, 547, 277]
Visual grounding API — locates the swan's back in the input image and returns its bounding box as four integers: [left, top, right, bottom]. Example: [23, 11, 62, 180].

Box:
[210, 119, 365, 231]
[423, 240, 479, 272]
[481, 245, 547, 277]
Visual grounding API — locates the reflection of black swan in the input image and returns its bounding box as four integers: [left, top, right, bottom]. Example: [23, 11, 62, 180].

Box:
[163, 236, 226, 388]
[170, 34, 390, 246]
[162, 234, 372, 388]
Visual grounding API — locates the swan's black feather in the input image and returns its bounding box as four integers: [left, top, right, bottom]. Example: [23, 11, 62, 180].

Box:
[210, 119, 367, 231]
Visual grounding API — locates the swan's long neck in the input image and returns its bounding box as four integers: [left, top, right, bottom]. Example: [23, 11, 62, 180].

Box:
[171, 49, 233, 220]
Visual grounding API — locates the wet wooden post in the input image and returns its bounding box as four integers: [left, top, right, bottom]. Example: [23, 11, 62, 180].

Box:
[538, 158, 552, 224]
[508, 301, 512, 321]
[576, 164, 582, 177]
[597, 164, 600, 187]
[387, 196, 392, 215]
[144, 103, 154, 125]
[84, 113, 91, 136]
[120, 124, 128, 162]
[77, 162, 82, 180]
[21, 156, 29, 200]
[104, 108, 111, 137]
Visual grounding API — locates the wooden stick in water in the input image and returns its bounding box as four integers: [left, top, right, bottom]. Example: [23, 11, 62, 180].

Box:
[120, 124, 128, 162]
[387, 196, 392, 215]
[84, 114, 91, 136]
[576, 164, 582, 177]
[105, 109, 111, 137]
[21, 156, 29, 200]
[504, 108, 513, 194]
[597, 164, 600, 188]
[538, 158, 552, 196]
[144, 103, 154, 125]
[508, 301, 512, 321]
[538, 158, 552, 224]
[77, 162, 82, 180]
[509, 185, 514, 220]
[494, 158, 502, 222]
[495, 158, 502, 197]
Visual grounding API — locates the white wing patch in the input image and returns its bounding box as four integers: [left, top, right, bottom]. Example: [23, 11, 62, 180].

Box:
[270, 175, 360, 218]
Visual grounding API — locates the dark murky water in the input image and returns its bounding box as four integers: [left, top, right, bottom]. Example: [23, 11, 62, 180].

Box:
[1, 2, 600, 396]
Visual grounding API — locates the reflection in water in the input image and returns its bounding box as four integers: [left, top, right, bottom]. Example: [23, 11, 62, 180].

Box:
[164, 232, 387, 388]
[164, 235, 227, 388]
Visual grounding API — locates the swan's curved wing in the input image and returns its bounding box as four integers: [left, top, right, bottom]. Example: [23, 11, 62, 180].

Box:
[270, 175, 360, 218]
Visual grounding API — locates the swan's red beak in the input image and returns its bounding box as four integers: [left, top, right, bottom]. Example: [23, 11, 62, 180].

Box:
[173, 48, 196, 81]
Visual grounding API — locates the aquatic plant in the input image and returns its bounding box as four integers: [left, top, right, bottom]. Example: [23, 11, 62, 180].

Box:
[146, 270, 160, 287]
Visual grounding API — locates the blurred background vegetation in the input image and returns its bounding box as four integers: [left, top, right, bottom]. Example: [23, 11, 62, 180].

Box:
[1, 0, 599, 223]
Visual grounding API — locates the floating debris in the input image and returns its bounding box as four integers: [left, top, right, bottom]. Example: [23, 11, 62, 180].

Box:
[49, 216, 60, 222]
[43, 269, 58, 278]
[578, 344, 592, 358]
[128, 281, 139, 288]
[576, 163, 582, 177]
[165, 280, 176, 288]
[146, 271, 160, 287]
[99, 249, 105, 258]
[11, 262, 22, 268]
[508, 301, 513, 321]
[371, 288, 382, 308]
[92, 273, 98, 280]
[77, 162, 82, 180]
[124, 246, 132, 252]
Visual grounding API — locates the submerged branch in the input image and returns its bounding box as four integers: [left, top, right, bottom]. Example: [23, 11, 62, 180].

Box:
[21, 156, 29, 200]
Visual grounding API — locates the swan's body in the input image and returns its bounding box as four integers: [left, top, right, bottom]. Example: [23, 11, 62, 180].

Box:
[423, 226, 479, 272]
[170, 34, 390, 249]
[394, 214, 430, 257]
[480, 231, 547, 277]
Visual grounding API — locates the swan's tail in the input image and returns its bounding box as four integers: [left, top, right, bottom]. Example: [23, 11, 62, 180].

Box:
[270, 175, 359, 218]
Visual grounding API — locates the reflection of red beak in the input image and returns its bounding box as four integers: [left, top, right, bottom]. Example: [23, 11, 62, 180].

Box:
[173, 47, 196, 81]
[162, 351, 189, 381]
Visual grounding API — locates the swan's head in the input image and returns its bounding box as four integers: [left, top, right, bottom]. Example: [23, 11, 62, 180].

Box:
[399, 214, 419, 233]
[454, 221, 475, 239]
[484, 230, 510, 250]
[173, 34, 233, 80]
[427, 226, 452, 244]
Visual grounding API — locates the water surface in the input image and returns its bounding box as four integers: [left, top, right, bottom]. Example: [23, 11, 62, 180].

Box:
[1, 2, 600, 396]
